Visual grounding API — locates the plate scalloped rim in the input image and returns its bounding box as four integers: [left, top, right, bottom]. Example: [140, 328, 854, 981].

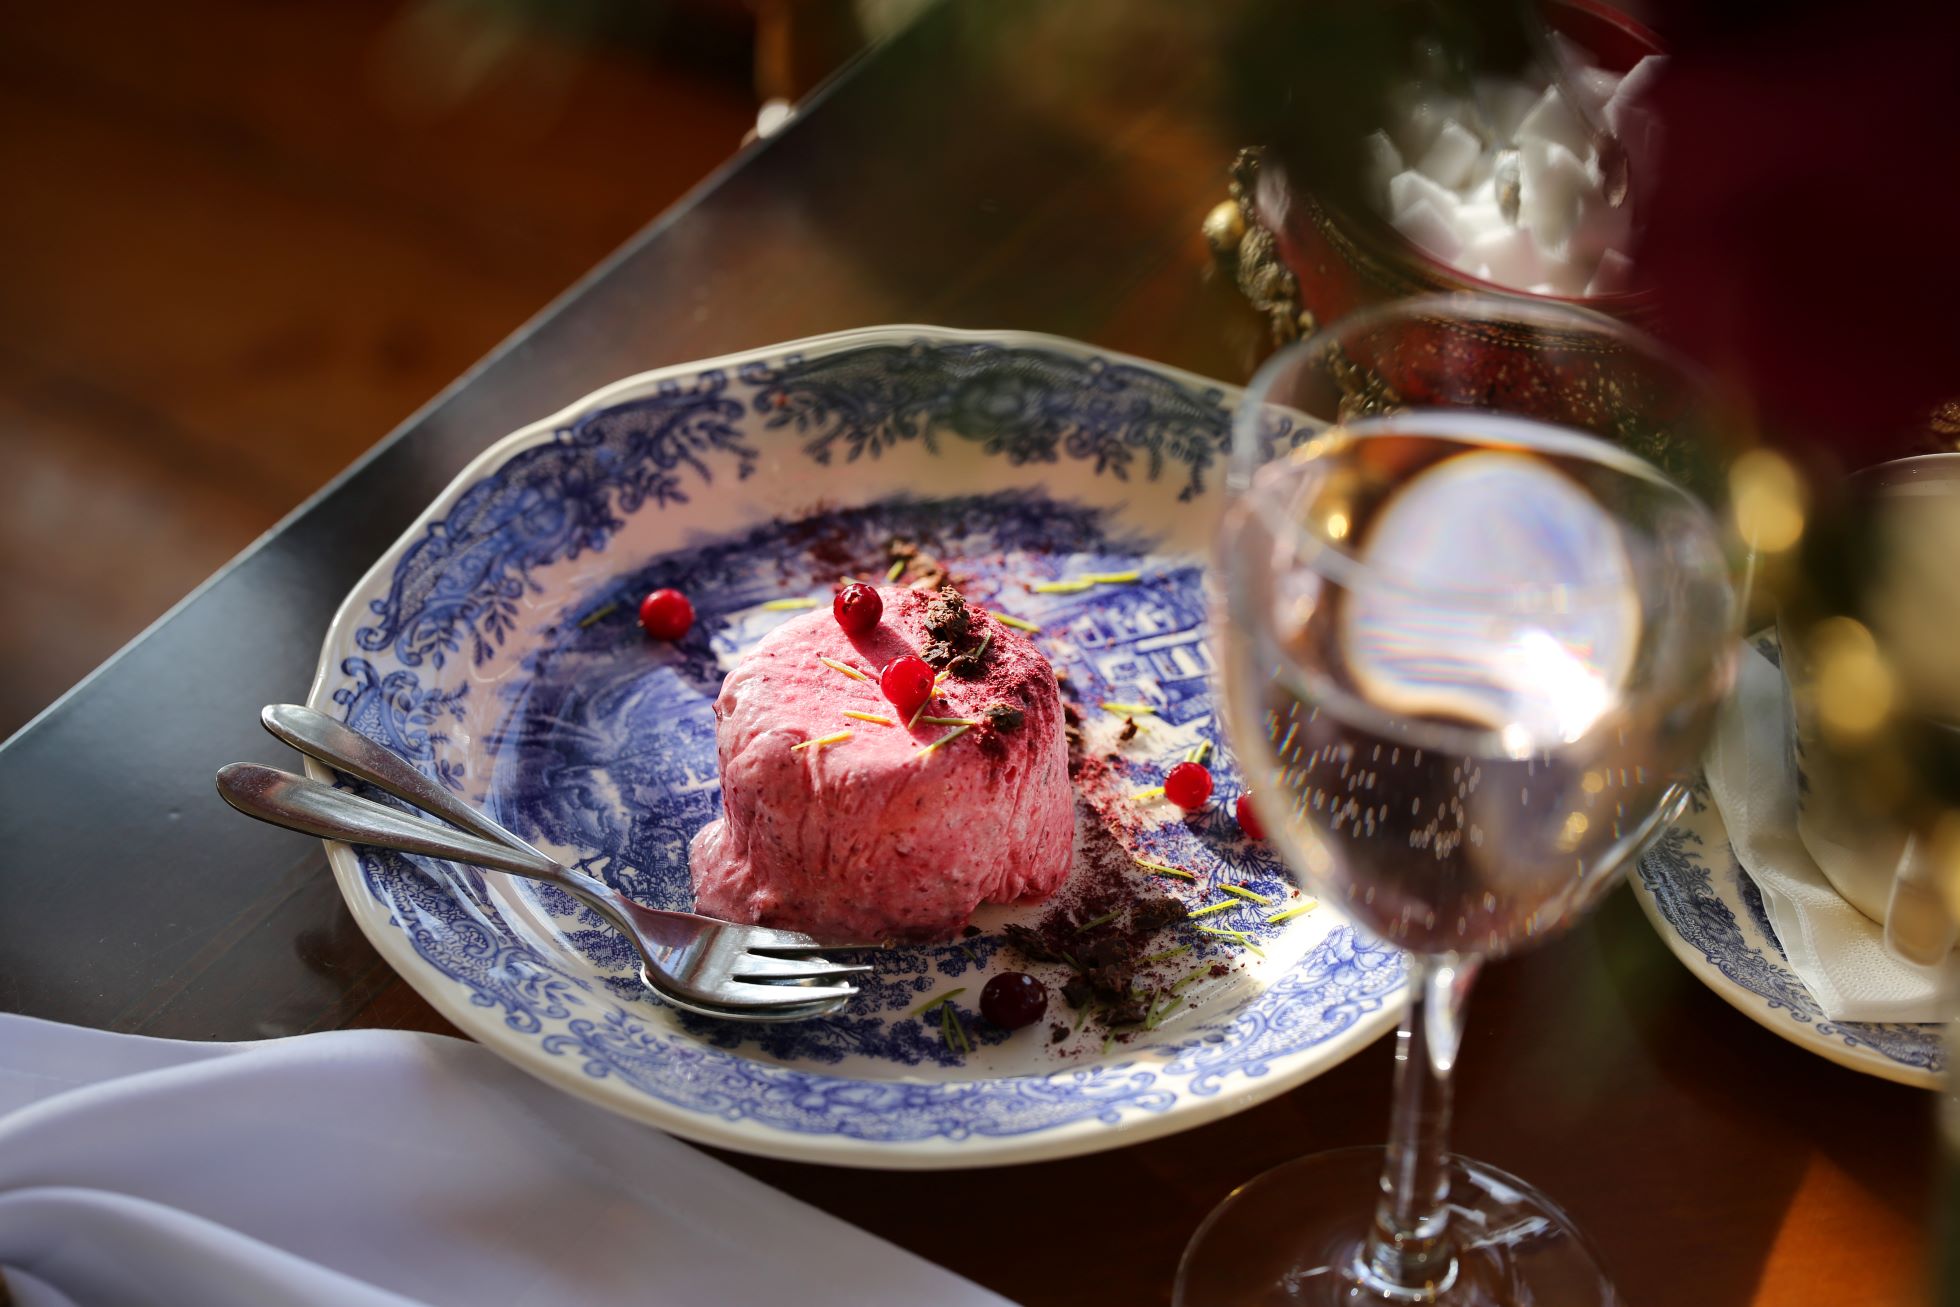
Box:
[303, 324, 1412, 1168]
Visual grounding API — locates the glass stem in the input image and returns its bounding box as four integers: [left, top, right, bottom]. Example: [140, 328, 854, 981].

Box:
[1361, 952, 1479, 1299]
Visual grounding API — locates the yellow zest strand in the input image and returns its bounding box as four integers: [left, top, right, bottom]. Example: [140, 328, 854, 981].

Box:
[762, 597, 820, 610]
[909, 987, 964, 1017]
[791, 730, 853, 753]
[842, 711, 896, 726]
[1102, 702, 1157, 715]
[819, 656, 872, 682]
[886, 558, 908, 581]
[1219, 883, 1273, 905]
[1130, 786, 1165, 803]
[994, 613, 1041, 633]
[1186, 740, 1213, 765]
[919, 716, 982, 726]
[1135, 858, 1196, 880]
[1186, 900, 1241, 920]
[1265, 901, 1319, 925]
[915, 724, 972, 760]
[1031, 570, 1140, 593]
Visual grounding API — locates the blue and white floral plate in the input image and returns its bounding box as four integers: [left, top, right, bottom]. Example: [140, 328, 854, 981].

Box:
[306, 326, 1409, 1167]
[1631, 796, 1942, 1089]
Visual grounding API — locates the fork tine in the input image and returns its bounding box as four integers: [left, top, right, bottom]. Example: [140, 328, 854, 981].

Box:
[738, 926, 887, 955]
[744, 938, 890, 957]
[719, 980, 860, 1005]
[731, 954, 876, 982]
[733, 925, 824, 950]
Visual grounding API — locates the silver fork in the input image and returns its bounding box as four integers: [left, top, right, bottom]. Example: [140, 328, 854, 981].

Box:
[219, 708, 875, 1022]
[217, 762, 873, 1021]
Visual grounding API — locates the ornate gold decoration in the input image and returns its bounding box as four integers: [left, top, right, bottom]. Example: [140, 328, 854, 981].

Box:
[1326, 341, 1404, 422]
[1201, 200, 1245, 257]
[1206, 148, 1315, 345]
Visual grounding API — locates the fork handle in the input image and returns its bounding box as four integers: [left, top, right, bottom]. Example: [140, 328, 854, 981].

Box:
[217, 762, 602, 896]
[261, 704, 543, 857]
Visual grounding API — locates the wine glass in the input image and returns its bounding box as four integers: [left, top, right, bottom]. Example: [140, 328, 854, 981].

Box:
[1182, 295, 1738, 1305]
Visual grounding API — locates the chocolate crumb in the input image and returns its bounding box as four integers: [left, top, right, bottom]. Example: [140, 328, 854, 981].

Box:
[1061, 976, 1094, 1009]
[921, 639, 957, 667]
[1050, 1023, 1070, 1044]
[1077, 935, 1128, 971]
[922, 585, 970, 643]
[962, 925, 982, 938]
[1132, 893, 1186, 934]
[985, 703, 1025, 732]
[1103, 996, 1148, 1026]
[1087, 966, 1137, 1006]
[1209, 962, 1231, 979]
[1062, 702, 1083, 727]
[1118, 716, 1138, 742]
[947, 654, 986, 680]
[1004, 923, 1067, 964]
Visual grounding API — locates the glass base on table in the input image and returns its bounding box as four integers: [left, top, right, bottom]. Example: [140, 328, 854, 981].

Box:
[1174, 1146, 1619, 1306]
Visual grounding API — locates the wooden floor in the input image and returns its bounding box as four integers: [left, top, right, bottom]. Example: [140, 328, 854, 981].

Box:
[0, 0, 757, 737]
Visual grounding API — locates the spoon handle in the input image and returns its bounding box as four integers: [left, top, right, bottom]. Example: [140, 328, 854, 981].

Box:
[217, 762, 568, 884]
[261, 703, 540, 856]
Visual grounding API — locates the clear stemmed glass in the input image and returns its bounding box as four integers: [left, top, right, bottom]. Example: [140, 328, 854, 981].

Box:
[1182, 295, 1738, 1305]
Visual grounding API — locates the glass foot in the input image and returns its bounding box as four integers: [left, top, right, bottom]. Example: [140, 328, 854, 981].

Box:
[1175, 1146, 1620, 1306]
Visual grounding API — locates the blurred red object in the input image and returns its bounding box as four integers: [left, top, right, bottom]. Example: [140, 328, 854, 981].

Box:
[1637, 1, 1960, 465]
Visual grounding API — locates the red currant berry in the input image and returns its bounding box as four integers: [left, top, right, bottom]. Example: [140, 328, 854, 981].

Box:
[638, 588, 693, 641]
[833, 582, 883, 635]
[881, 655, 935, 720]
[1164, 761, 1213, 811]
[1236, 792, 1266, 840]
[980, 971, 1049, 1030]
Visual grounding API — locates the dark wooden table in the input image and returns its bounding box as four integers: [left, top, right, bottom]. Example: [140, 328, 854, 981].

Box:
[0, 3, 1936, 1303]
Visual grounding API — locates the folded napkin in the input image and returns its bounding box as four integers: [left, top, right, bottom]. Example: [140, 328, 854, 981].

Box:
[1704, 643, 1948, 1023]
[0, 1015, 1014, 1307]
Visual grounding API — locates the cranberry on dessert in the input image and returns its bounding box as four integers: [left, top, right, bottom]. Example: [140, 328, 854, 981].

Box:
[1164, 760, 1213, 811]
[638, 588, 693, 640]
[833, 582, 883, 635]
[980, 971, 1049, 1030]
[880, 654, 935, 719]
[1236, 792, 1266, 840]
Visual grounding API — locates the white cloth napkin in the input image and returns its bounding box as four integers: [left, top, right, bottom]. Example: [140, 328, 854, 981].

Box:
[0, 1014, 1014, 1307]
[1704, 644, 1947, 1023]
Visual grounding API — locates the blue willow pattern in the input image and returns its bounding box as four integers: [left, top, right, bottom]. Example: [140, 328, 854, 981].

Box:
[330, 338, 1407, 1142]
